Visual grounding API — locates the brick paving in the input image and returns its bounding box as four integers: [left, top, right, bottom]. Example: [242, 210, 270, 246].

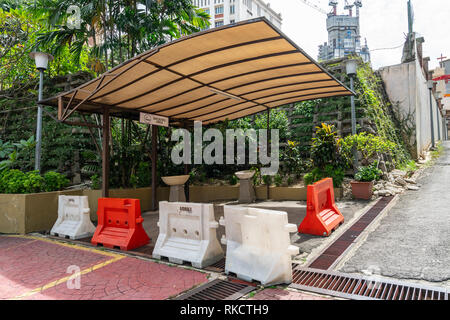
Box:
[0, 236, 110, 299]
[250, 288, 333, 300]
[28, 257, 208, 300]
[0, 236, 208, 300]
[0, 235, 339, 301]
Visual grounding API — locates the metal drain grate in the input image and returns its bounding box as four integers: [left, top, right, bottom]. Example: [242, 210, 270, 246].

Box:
[308, 196, 395, 270]
[290, 268, 449, 300]
[174, 279, 256, 300]
[204, 258, 226, 273]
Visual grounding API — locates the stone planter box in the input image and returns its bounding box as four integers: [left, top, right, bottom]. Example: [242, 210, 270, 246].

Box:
[0, 190, 84, 234]
[0, 185, 343, 235]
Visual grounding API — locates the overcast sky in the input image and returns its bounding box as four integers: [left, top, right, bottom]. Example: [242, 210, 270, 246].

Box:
[265, 0, 449, 70]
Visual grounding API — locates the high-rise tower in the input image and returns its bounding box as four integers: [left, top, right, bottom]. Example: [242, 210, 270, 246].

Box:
[318, 0, 370, 62]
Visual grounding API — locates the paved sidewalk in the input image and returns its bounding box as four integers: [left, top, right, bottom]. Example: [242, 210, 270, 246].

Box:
[0, 235, 208, 300]
[340, 142, 450, 282]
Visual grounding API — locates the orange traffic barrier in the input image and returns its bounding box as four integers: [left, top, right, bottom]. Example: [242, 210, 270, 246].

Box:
[91, 198, 150, 250]
[298, 178, 344, 237]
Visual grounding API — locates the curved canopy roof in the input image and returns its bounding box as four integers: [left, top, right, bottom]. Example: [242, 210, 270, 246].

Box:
[41, 18, 353, 126]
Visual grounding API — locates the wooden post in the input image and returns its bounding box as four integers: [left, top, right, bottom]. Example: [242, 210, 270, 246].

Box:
[102, 107, 110, 198]
[151, 125, 158, 211]
[57, 97, 63, 120]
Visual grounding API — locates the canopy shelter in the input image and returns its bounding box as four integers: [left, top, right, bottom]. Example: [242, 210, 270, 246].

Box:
[39, 18, 353, 209]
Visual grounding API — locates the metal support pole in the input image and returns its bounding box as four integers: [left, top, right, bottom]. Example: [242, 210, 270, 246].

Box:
[444, 118, 448, 141]
[436, 105, 441, 141]
[151, 125, 158, 211]
[184, 123, 190, 202]
[102, 107, 110, 198]
[34, 70, 44, 172]
[350, 76, 358, 170]
[266, 108, 270, 200]
[429, 89, 435, 149]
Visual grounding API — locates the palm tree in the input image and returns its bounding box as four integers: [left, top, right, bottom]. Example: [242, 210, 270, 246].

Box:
[32, 0, 210, 74]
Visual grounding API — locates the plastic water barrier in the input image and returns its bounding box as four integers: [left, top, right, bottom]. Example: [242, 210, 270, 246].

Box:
[50, 195, 96, 240]
[152, 201, 224, 268]
[298, 178, 344, 236]
[219, 206, 299, 286]
[91, 198, 150, 251]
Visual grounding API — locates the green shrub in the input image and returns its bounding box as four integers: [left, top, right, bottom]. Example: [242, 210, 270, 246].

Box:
[90, 174, 101, 190]
[0, 169, 68, 194]
[262, 175, 272, 186]
[250, 166, 261, 186]
[354, 164, 382, 182]
[43, 171, 69, 192]
[274, 174, 283, 187]
[303, 165, 345, 188]
[310, 123, 348, 171]
[228, 174, 238, 185]
[281, 140, 305, 177]
[341, 132, 396, 167]
[304, 124, 348, 188]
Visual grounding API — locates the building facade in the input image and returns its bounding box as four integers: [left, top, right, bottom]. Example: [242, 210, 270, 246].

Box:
[318, 1, 370, 62]
[193, 0, 282, 29]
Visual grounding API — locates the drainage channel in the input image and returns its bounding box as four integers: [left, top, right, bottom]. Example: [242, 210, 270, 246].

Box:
[308, 196, 395, 270]
[173, 279, 256, 300]
[290, 267, 449, 300]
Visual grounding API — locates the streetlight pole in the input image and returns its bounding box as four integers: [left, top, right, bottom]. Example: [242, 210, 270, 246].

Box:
[346, 59, 358, 170]
[30, 52, 53, 172]
[427, 80, 435, 149]
[35, 70, 44, 171]
[434, 91, 441, 141]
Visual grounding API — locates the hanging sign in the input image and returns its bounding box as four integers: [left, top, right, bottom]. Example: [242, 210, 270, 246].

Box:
[139, 112, 169, 127]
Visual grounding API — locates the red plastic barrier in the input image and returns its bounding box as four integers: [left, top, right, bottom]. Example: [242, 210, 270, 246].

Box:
[298, 178, 344, 237]
[91, 198, 150, 250]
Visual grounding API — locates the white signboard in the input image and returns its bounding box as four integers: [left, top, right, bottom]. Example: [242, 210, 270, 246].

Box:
[139, 113, 169, 127]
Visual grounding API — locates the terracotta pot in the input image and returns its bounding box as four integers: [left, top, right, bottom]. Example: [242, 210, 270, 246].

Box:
[350, 181, 373, 200]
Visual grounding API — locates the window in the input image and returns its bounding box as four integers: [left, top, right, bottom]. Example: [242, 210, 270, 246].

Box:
[230, 19, 235, 24]
[215, 5, 224, 14]
[230, 4, 235, 14]
[257, 5, 261, 16]
[215, 20, 224, 27]
[244, 0, 252, 9]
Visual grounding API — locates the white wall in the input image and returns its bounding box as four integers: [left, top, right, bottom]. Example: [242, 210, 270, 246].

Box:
[379, 38, 444, 159]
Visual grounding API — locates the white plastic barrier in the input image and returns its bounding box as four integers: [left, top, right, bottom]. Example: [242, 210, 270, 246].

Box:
[219, 206, 299, 286]
[153, 201, 224, 268]
[50, 196, 96, 240]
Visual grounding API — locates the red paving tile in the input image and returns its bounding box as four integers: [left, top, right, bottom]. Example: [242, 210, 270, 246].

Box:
[250, 288, 333, 300]
[28, 257, 209, 300]
[0, 236, 110, 299]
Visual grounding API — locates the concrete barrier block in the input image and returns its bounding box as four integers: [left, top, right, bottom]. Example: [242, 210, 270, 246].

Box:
[220, 206, 299, 286]
[50, 196, 96, 240]
[153, 201, 224, 268]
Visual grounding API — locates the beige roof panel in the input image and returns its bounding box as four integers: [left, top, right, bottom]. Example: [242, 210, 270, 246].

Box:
[40, 18, 353, 126]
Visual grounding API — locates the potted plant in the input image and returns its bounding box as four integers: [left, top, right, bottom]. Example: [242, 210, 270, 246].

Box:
[351, 164, 382, 200]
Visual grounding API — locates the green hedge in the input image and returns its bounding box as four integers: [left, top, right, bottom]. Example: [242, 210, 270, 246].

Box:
[0, 169, 69, 194]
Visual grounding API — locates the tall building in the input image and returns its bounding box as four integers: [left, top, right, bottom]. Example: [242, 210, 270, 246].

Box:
[193, 0, 282, 30]
[318, 1, 370, 62]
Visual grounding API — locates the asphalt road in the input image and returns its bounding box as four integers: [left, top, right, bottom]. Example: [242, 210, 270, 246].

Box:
[340, 141, 450, 283]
